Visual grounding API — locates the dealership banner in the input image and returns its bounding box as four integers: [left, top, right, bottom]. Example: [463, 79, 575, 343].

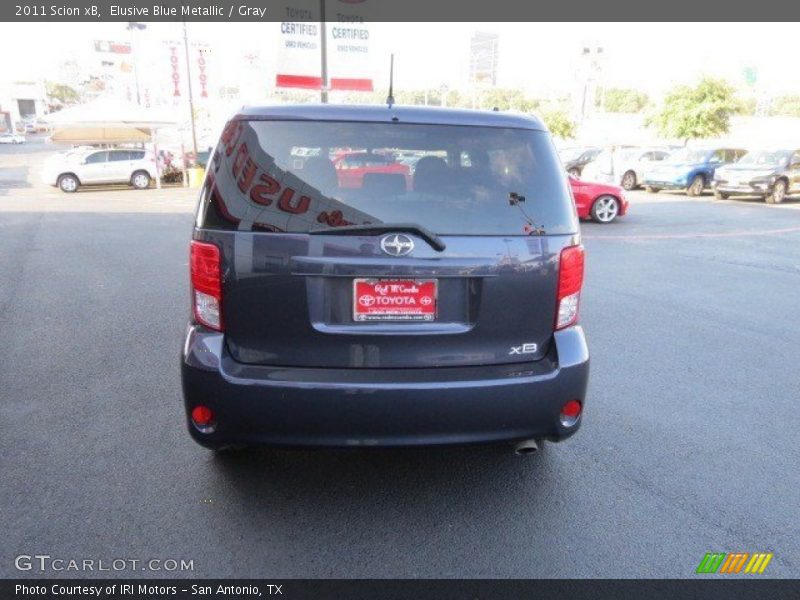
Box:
[194, 43, 211, 99]
[275, 0, 321, 89]
[276, 0, 372, 91]
[327, 19, 372, 91]
[165, 42, 183, 99]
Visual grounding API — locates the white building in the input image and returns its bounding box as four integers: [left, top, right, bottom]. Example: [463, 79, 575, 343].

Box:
[0, 81, 48, 131]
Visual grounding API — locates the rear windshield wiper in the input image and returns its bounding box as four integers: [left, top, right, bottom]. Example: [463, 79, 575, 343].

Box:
[309, 223, 446, 252]
[508, 192, 546, 236]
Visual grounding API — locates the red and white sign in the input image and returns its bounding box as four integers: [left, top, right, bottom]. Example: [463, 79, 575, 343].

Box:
[276, 0, 322, 90]
[168, 45, 181, 97]
[93, 40, 131, 54]
[196, 45, 210, 99]
[353, 279, 437, 322]
[275, 1, 373, 92]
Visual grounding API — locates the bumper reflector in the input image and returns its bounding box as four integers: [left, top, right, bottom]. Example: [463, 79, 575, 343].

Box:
[560, 400, 582, 427]
[191, 405, 215, 433]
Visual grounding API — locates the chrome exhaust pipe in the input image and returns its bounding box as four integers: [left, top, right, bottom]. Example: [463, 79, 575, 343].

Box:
[514, 438, 539, 455]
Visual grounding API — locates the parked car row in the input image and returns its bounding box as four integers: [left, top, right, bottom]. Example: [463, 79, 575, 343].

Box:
[581, 146, 673, 191]
[562, 143, 800, 204]
[641, 147, 747, 196]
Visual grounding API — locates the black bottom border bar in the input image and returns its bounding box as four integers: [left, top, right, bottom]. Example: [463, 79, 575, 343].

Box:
[3, 579, 800, 600]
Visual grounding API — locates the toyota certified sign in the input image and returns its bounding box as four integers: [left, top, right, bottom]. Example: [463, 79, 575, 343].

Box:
[380, 234, 414, 257]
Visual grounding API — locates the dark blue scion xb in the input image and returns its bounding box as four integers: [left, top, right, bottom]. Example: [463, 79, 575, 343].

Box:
[181, 104, 589, 454]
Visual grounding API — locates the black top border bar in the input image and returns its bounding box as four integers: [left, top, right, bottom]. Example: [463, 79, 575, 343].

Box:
[3, 0, 800, 22]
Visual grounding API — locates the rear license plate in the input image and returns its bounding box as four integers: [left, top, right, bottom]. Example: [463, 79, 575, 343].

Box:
[353, 279, 437, 322]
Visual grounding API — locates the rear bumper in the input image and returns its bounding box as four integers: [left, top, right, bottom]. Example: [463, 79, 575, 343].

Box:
[180, 325, 590, 448]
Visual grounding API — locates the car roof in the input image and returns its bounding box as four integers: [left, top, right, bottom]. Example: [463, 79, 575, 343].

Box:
[684, 146, 745, 151]
[620, 146, 669, 153]
[233, 104, 546, 131]
[743, 147, 795, 153]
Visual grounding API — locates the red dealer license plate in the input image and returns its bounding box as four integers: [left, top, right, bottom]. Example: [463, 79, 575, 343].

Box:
[353, 279, 437, 322]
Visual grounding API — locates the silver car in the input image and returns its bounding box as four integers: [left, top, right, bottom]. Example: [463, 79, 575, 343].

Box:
[41, 148, 157, 193]
[581, 147, 672, 190]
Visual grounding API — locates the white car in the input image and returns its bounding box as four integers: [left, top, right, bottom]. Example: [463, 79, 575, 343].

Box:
[42, 148, 157, 193]
[0, 133, 26, 144]
[581, 147, 672, 190]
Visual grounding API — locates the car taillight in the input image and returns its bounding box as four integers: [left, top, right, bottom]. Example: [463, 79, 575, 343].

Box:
[555, 244, 584, 330]
[190, 240, 223, 331]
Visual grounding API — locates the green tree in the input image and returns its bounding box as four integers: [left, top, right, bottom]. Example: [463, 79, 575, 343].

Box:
[477, 88, 539, 112]
[599, 88, 649, 113]
[46, 82, 80, 105]
[769, 95, 800, 118]
[541, 110, 576, 139]
[738, 96, 758, 116]
[646, 77, 741, 142]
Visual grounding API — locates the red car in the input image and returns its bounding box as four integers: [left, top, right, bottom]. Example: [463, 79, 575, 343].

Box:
[333, 151, 411, 190]
[568, 174, 628, 223]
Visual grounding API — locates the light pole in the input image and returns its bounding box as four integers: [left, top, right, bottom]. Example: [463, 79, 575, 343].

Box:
[319, 0, 328, 103]
[182, 19, 199, 158]
[579, 44, 603, 120]
[126, 22, 146, 105]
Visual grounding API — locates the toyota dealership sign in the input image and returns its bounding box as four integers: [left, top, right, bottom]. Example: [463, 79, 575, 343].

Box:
[276, 0, 373, 92]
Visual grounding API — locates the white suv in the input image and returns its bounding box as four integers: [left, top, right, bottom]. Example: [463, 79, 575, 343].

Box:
[581, 147, 672, 190]
[42, 148, 156, 193]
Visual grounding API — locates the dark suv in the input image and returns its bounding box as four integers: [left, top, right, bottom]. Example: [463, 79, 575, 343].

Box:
[713, 148, 800, 204]
[181, 105, 589, 453]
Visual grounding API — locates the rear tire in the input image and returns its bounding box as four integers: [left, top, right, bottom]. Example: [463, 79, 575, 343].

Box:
[58, 174, 79, 193]
[766, 179, 787, 204]
[621, 170, 637, 191]
[131, 171, 151, 190]
[645, 186, 660, 194]
[713, 190, 729, 200]
[686, 174, 705, 197]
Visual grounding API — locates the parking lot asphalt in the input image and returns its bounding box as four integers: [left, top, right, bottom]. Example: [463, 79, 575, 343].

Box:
[1, 177, 799, 578]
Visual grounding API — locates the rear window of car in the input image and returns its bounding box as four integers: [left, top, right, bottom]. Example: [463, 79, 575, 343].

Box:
[197, 119, 577, 235]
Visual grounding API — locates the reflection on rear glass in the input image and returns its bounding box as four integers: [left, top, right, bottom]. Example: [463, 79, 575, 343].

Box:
[200, 120, 576, 236]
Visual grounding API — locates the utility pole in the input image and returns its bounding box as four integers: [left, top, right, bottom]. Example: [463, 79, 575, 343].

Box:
[126, 22, 146, 105]
[319, 0, 328, 103]
[182, 19, 199, 157]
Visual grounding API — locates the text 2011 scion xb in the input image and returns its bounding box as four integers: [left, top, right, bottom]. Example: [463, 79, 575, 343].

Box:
[181, 104, 589, 454]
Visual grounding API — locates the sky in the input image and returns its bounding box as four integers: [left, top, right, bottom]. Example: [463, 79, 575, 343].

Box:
[0, 22, 796, 98]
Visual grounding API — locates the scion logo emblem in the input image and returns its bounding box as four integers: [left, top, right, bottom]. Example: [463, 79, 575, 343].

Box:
[380, 234, 415, 257]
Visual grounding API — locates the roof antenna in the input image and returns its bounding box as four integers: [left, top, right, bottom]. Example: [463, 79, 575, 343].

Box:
[386, 53, 395, 108]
